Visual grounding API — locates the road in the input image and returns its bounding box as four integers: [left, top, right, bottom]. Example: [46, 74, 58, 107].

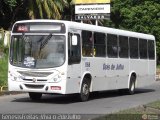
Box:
[0, 81, 160, 119]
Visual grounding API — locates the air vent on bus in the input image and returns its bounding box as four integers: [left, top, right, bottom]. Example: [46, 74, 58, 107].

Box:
[24, 84, 44, 89]
[23, 79, 47, 82]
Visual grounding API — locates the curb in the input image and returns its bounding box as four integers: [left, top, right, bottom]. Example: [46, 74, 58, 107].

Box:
[0, 86, 8, 92]
[0, 91, 24, 96]
[0, 86, 24, 96]
[156, 74, 160, 81]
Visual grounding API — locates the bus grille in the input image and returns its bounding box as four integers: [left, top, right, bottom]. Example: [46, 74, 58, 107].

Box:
[18, 71, 53, 77]
[23, 79, 47, 82]
[24, 84, 44, 89]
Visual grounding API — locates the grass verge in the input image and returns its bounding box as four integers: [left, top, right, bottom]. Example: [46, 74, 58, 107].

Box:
[93, 101, 160, 120]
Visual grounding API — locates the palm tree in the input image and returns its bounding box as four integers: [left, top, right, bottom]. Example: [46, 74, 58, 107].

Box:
[62, 0, 75, 20]
[28, 0, 68, 19]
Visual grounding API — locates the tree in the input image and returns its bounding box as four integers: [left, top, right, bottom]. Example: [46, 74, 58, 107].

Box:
[62, 0, 75, 20]
[0, 0, 69, 29]
[111, 0, 160, 62]
[0, 0, 16, 29]
[28, 0, 68, 19]
[0, 0, 27, 29]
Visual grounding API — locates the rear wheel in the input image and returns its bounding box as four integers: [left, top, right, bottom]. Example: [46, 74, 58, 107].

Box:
[79, 78, 90, 102]
[128, 75, 136, 95]
[29, 92, 42, 100]
[119, 75, 136, 95]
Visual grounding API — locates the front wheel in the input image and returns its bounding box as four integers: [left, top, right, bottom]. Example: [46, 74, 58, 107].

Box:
[79, 79, 90, 102]
[29, 92, 42, 100]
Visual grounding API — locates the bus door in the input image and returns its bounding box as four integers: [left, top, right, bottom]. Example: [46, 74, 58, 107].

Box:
[67, 31, 81, 93]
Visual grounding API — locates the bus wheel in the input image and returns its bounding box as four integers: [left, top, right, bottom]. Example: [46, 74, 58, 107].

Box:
[29, 92, 42, 100]
[79, 78, 90, 102]
[128, 75, 136, 95]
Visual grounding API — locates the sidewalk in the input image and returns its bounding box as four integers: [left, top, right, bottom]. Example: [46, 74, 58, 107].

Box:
[0, 86, 24, 96]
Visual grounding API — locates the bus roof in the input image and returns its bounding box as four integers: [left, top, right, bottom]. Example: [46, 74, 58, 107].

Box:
[14, 19, 155, 40]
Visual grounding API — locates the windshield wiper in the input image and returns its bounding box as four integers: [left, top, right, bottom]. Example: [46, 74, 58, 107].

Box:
[38, 33, 53, 57]
[40, 33, 52, 50]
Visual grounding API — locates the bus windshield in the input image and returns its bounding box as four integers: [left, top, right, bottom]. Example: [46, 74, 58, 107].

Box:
[10, 35, 65, 68]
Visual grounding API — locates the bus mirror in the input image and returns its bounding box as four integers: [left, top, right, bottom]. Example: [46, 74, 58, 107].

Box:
[72, 35, 78, 46]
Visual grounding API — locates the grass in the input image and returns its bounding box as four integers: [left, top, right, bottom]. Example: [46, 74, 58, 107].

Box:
[147, 100, 160, 110]
[93, 114, 143, 120]
[157, 64, 160, 69]
[93, 101, 160, 120]
[0, 54, 8, 86]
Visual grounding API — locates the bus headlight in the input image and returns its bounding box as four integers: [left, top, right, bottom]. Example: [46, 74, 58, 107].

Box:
[10, 75, 18, 81]
[51, 74, 62, 83]
[11, 75, 17, 81]
[9, 71, 24, 81]
[9, 73, 17, 81]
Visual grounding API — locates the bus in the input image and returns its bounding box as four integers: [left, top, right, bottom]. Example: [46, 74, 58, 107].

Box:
[8, 20, 156, 102]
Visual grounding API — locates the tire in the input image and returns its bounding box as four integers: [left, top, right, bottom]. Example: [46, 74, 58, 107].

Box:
[29, 92, 42, 100]
[128, 75, 136, 95]
[79, 78, 90, 102]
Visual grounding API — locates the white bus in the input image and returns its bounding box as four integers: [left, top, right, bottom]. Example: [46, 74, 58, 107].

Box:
[8, 20, 156, 101]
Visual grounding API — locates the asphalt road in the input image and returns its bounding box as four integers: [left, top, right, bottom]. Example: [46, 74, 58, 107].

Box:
[0, 81, 160, 119]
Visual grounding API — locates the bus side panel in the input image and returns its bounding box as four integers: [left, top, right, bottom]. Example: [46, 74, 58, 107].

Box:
[129, 59, 155, 88]
[106, 58, 129, 90]
[148, 60, 156, 84]
[115, 59, 130, 89]
[83, 58, 107, 91]
[83, 58, 130, 92]
[8, 65, 20, 91]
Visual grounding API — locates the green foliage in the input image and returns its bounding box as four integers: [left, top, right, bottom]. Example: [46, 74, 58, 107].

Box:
[0, 55, 8, 86]
[28, 0, 69, 19]
[0, 0, 69, 29]
[147, 100, 160, 110]
[111, 0, 160, 61]
[4, 0, 17, 11]
[0, 37, 9, 55]
[0, 39, 8, 86]
[0, 0, 24, 29]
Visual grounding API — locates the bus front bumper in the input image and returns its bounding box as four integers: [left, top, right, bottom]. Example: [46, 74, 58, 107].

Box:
[8, 81, 66, 94]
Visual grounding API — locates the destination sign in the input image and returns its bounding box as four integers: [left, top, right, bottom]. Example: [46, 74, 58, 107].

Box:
[75, 14, 110, 20]
[75, 4, 110, 14]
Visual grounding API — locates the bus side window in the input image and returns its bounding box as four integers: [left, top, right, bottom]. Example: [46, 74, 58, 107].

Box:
[68, 33, 81, 64]
[139, 39, 147, 59]
[107, 34, 118, 58]
[148, 40, 155, 60]
[82, 30, 93, 57]
[129, 37, 138, 59]
[119, 36, 129, 58]
[94, 32, 106, 57]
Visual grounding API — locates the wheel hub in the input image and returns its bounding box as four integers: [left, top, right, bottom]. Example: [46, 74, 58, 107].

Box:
[83, 84, 89, 95]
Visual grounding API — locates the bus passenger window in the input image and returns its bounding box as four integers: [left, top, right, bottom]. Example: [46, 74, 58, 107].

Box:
[139, 39, 147, 59]
[107, 34, 118, 58]
[148, 40, 155, 59]
[129, 37, 138, 59]
[119, 36, 129, 58]
[94, 32, 106, 57]
[82, 30, 93, 57]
